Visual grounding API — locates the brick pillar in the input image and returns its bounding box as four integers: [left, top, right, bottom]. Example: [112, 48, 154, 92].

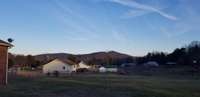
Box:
[0, 46, 8, 85]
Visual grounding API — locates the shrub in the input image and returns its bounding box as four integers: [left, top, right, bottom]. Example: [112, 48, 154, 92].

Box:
[53, 71, 59, 77]
[46, 72, 51, 76]
[76, 68, 89, 73]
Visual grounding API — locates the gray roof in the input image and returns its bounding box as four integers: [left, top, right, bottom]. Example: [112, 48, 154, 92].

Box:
[0, 39, 13, 47]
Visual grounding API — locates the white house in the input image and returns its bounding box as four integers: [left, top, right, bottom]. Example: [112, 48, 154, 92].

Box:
[77, 61, 91, 69]
[43, 59, 77, 74]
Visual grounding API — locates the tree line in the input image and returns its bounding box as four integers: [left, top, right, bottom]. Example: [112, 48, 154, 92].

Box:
[137, 41, 200, 67]
[8, 41, 200, 68]
[8, 54, 43, 68]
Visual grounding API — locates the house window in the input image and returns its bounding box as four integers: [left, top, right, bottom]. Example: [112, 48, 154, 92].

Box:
[63, 66, 65, 70]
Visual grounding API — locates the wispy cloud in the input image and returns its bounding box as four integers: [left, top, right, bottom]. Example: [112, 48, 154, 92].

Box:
[160, 26, 189, 38]
[160, 18, 200, 38]
[65, 35, 90, 41]
[112, 31, 127, 41]
[123, 9, 150, 18]
[50, 0, 99, 40]
[159, 0, 200, 38]
[108, 0, 178, 20]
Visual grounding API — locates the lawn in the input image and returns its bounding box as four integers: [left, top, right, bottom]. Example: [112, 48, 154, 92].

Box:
[0, 74, 200, 97]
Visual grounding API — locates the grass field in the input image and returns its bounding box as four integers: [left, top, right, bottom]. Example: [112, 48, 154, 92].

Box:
[1, 74, 200, 97]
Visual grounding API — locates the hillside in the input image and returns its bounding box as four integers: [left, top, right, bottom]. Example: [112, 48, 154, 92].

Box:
[35, 51, 135, 66]
[35, 53, 73, 61]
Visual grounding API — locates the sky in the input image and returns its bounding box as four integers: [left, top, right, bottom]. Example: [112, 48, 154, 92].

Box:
[0, 0, 200, 56]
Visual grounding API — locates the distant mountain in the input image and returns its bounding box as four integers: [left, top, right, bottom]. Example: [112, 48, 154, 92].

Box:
[35, 51, 135, 66]
[35, 53, 73, 61]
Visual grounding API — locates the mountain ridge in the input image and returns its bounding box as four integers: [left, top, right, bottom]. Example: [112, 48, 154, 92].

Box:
[35, 51, 135, 65]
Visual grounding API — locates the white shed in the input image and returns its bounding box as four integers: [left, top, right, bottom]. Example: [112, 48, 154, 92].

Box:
[43, 59, 77, 74]
[99, 66, 106, 73]
[99, 66, 118, 73]
[144, 61, 159, 67]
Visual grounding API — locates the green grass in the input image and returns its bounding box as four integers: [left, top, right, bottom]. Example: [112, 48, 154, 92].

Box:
[0, 74, 200, 97]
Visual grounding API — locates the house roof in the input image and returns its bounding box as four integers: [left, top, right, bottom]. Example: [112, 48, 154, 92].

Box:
[0, 39, 13, 47]
[61, 59, 77, 65]
[46, 59, 77, 66]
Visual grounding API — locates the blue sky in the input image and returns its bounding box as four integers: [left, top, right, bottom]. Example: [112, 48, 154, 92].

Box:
[0, 0, 200, 56]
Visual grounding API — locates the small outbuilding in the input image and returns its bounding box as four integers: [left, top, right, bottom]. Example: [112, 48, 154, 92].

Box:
[0, 40, 13, 85]
[99, 66, 106, 73]
[143, 61, 159, 67]
[121, 63, 137, 67]
[99, 66, 118, 73]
